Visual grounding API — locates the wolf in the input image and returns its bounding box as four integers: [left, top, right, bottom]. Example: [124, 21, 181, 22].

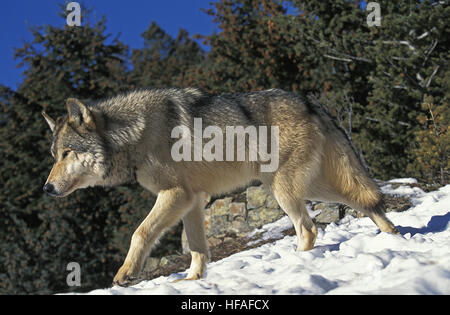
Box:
[42, 88, 399, 286]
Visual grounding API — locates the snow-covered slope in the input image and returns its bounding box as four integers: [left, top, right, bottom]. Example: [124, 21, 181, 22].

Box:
[86, 182, 450, 295]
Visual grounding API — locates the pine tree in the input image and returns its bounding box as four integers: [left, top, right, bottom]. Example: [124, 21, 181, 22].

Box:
[197, 0, 449, 180]
[0, 13, 136, 294]
[192, 0, 323, 93]
[361, 0, 450, 179]
[407, 95, 449, 185]
[285, 0, 449, 179]
[129, 22, 205, 89]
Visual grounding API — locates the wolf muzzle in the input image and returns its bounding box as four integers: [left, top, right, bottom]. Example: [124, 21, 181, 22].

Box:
[43, 183, 57, 196]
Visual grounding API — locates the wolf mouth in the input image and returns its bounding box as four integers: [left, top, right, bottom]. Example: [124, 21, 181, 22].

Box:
[47, 180, 80, 197]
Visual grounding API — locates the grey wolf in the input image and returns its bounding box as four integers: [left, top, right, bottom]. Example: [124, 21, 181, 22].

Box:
[42, 88, 399, 286]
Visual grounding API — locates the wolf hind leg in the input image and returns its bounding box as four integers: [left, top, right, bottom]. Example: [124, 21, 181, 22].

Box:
[174, 192, 210, 282]
[357, 199, 399, 234]
[278, 196, 317, 251]
[323, 143, 399, 234]
[328, 171, 399, 234]
[271, 180, 318, 251]
[331, 182, 399, 234]
[337, 176, 399, 234]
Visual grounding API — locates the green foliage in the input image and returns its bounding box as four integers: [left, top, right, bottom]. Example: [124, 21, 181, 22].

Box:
[361, 0, 450, 178]
[192, 0, 449, 180]
[407, 95, 449, 185]
[129, 22, 205, 89]
[0, 15, 133, 294]
[192, 0, 320, 93]
[15, 18, 129, 107]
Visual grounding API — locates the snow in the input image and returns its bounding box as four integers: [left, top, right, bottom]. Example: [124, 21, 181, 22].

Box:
[387, 178, 418, 184]
[81, 181, 450, 295]
[246, 215, 293, 246]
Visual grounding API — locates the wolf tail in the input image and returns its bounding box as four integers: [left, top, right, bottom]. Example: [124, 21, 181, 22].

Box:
[323, 138, 382, 211]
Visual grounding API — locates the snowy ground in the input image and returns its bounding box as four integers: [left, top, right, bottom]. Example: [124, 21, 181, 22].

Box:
[85, 180, 450, 295]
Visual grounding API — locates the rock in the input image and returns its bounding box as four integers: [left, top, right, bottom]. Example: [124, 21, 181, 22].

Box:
[246, 186, 267, 209]
[313, 203, 341, 224]
[181, 185, 283, 253]
[143, 257, 160, 273]
[384, 194, 412, 213]
[208, 237, 222, 247]
[247, 207, 285, 229]
[246, 185, 284, 228]
[231, 217, 249, 233]
[265, 195, 280, 209]
[159, 255, 179, 267]
[208, 214, 231, 236]
[229, 202, 247, 219]
[209, 197, 233, 216]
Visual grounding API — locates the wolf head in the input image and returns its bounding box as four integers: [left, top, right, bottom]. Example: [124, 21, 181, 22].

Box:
[42, 98, 107, 197]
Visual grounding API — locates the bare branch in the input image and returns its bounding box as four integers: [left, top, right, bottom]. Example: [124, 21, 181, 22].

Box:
[365, 116, 410, 127]
[417, 27, 436, 40]
[304, 33, 373, 63]
[323, 54, 352, 63]
[417, 72, 425, 84]
[381, 40, 417, 53]
[426, 65, 440, 88]
[423, 39, 438, 66]
[391, 56, 409, 61]
[394, 85, 409, 90]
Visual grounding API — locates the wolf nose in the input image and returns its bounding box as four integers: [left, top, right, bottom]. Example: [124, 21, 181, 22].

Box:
[43, 183, 55, 194]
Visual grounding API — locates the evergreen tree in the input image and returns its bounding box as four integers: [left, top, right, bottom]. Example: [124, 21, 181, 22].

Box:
[0, 14, 137, 294]
[360, 0, 449, 178]
[194, 0, 449, 180]
[192, 0, 323, 93]
[129, 22, 205, 89]
[290, 0, 449, 178]
[407, 95, 449, 185]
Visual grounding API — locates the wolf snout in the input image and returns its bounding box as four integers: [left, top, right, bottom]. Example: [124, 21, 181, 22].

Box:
[43, 183, 56, 195]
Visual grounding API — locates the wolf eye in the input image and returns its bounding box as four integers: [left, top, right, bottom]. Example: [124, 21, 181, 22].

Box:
[62, 150, 71, 159]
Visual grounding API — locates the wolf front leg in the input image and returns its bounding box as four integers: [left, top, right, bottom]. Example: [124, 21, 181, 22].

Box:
[174, 192, 210, 282]
[113, 187, 194, 286]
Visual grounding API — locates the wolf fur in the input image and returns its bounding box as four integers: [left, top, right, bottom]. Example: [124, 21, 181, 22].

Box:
[42, 88, 398, 286]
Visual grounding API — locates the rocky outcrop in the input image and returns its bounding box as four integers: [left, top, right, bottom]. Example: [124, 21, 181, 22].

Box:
[181, 185, 285, 253]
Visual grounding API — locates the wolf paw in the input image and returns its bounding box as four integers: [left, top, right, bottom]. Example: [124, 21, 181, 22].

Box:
[391, 226, 400, 234]
[113, 266, 139, 287]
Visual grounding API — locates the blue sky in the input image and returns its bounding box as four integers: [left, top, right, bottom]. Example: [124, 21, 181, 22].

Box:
[0, 1, 216, 89]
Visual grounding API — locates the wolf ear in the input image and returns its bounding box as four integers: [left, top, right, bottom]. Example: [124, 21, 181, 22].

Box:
[42, 111, 56, 132]
[66, 98, 95, 130]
